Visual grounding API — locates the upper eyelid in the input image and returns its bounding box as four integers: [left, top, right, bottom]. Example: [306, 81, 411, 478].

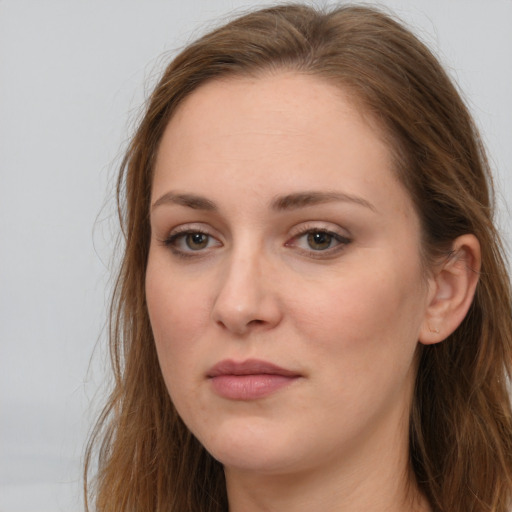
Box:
[166, 223, 221, 238]
[158, 220, 352, 244]
[288, 221, 351, 238]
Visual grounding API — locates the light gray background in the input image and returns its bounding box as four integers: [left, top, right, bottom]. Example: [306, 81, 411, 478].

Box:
[1, 1, 511, 511]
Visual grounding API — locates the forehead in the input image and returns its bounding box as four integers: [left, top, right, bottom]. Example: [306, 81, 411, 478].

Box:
[153, 72, 413, 220]
[161, 71, 384, 156]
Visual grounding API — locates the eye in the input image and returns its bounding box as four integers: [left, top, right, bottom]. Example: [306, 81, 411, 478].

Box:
[162, 229, 222, 256]
[286, 227, 351, 256]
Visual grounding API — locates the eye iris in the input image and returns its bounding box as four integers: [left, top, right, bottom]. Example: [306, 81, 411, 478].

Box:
[307, 231, 332, 250]
[186, 233, 209, 250]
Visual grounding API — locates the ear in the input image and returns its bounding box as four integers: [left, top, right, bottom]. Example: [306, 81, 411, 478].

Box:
[419, 234, 481, 345]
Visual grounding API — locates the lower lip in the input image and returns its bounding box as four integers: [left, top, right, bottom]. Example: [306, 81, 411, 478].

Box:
[209, 374, 299, 400]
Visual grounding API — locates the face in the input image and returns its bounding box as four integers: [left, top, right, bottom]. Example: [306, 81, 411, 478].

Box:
[146, 72, 432, 478]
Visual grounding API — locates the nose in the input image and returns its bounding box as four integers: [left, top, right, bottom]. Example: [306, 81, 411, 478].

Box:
[211, 248, 283, 336]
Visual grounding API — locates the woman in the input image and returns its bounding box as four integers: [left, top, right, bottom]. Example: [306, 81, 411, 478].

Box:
[85, 4, 512, 511]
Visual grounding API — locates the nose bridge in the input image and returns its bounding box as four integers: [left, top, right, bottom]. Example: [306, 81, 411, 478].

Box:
[212, 238, 281, 334]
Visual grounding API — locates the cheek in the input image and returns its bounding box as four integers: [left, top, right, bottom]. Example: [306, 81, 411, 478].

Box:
[148, 284, 208, 343]
[145, 260, 211, 389]
[285, 254, 427, 386]
[293, 268, 420, 341]
[291, 261, 425, 418]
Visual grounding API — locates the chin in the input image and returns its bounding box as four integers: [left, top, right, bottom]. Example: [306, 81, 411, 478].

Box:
[196, 418, 306, 475]
[213, 447, 304, 476]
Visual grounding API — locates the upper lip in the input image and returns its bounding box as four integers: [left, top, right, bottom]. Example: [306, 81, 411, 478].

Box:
[207, 359, 300, 378]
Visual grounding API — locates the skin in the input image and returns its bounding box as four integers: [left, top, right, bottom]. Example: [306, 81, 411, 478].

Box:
[145, 72, 468, 512]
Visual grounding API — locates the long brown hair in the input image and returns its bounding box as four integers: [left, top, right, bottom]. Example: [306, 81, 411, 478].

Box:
[85, 4, 512, 511]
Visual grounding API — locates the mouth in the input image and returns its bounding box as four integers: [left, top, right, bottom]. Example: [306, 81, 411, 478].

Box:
[207, 359, 302, 400]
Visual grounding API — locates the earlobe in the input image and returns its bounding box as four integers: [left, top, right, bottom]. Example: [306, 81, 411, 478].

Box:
[419, 234, 481, 345]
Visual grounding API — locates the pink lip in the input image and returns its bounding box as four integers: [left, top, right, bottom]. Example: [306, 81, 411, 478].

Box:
[207, 359, 301, 400]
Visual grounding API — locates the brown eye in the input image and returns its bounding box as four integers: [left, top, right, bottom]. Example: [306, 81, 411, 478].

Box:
[163, 228, 222, 257]
[307, 231, 333, 250]
[286, 228, 351, 257]
[185, 233, 210, 250]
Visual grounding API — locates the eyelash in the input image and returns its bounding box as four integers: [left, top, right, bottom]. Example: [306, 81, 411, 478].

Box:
[160, 226, 352, 259]
[161, 227, 218, 259]
[286, 227, 352, 258]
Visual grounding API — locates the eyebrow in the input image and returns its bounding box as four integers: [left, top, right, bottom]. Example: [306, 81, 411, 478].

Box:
[270, 191, 377, 212]
[151, 190, 376, 213]
[151, 192, 217, 212]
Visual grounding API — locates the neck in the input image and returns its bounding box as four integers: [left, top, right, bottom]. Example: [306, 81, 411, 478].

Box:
[226, 455, 430, 512]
